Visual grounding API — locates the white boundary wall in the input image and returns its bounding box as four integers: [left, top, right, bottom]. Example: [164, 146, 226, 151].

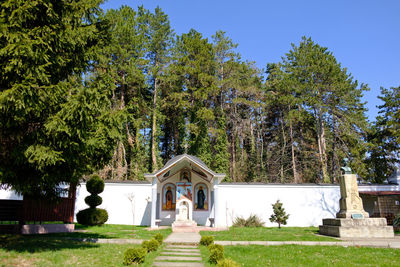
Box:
[1, 183, 399, 227]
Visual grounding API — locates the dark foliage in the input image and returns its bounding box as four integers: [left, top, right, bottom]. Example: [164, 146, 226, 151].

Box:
[76, 208, 108, 226]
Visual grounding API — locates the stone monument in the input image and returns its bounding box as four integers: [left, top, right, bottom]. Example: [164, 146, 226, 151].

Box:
[319, 158, 394, 238]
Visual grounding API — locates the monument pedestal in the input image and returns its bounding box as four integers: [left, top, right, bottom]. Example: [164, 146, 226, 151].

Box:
[319, 218, 394, 238]
[320, 172, 394, 238]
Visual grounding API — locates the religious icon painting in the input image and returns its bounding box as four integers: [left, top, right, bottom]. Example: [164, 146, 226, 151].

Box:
[194, 183, 208, 210]
[162, 183, 176, 211]
[176, 181, 192, 201]
[180, 169, 191, 182]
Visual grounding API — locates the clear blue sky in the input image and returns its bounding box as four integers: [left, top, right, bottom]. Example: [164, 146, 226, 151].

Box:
[101, 0, 400, 121]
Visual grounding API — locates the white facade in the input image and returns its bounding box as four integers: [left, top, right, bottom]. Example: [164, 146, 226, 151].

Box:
[1, 182, 399, 227]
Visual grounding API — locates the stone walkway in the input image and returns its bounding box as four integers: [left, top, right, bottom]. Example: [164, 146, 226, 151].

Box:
[66, 233, 400, 249]
[164, 232, 201, 244]
[153, 244, 204, 267]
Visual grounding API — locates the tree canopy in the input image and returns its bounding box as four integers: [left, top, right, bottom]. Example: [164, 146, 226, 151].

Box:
[1, 2, 397, 192]
[0, 0, 121, 197]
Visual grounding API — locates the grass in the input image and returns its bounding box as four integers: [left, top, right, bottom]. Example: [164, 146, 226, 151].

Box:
[225, 245, 400, 267]
[200, 245, 400, 267]
[200, 226, 339, 241]
[47, 224, 172, 239]
[0, 233, 166, 267]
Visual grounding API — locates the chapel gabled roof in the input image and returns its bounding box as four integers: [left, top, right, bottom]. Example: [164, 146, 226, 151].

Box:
[144, 154, 225, 183]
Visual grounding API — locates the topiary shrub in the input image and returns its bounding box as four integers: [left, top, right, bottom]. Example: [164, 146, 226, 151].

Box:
[200, 235, 214, 246]
[77, 175, 108, 226]
[123, 247, 147, 265]
[84, 195, 102, 208]
[217, 258, 241, 267]
[76, 208, 108, 226]
[209, 245, 224, 264]
[86, 174, 105, 194]
[142, 239, 159, 252]
[153, 233, 164, 244]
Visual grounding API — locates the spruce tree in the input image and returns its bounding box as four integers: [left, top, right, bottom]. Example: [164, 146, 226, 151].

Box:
[0, 0, 119, 198]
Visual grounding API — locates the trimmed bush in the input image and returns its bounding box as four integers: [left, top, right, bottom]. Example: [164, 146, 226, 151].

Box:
[123, 247, 147, 265]
[153, 233, 164, 244]
[86, 175, 105, 195]
[142, 239, 159, 252]
[77, 175, 108, 226]
[76, 208, 108, 226]
[85, 195, 102, 208]
[200, 235, 214, 246]
[209, 247, 224, 264]
[217, 258, 241, 267]
[208, 243, 224, 253]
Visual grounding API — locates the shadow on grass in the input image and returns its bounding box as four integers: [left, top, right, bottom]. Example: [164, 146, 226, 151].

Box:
[0, 234, 101, 253]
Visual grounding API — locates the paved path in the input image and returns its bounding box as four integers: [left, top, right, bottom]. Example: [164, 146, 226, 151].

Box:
[66, 234, 400, 249]
[153, 244, 204, 267]
[164, 232, 201, 244]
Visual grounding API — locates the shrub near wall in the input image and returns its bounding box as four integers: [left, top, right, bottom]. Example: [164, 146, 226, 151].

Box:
[77, 175, 108, 226]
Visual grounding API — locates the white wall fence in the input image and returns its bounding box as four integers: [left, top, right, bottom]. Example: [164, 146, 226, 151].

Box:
[1, 182, 399, 227]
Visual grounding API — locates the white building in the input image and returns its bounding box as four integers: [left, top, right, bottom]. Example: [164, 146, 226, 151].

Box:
[2, 154, 399, 227]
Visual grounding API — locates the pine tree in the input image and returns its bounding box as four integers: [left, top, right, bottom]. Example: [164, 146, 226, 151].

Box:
[269, 200, 289, 228]
[365, 86, 400, 183]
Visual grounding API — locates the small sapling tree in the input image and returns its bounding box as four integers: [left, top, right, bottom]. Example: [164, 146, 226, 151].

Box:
[269, 200, 289, 228]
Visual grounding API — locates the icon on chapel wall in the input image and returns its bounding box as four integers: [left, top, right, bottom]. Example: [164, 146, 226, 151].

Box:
[180, 169, 191, 182]
[176, 181, 192, 201]
[195, 183, 208, 210]
[162, 183, 176, 210]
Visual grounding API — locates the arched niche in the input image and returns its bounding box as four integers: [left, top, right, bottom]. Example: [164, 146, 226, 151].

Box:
[162, 183, 176, 211]
[175, 198, 193, 221]
[194, 183, 208, 211]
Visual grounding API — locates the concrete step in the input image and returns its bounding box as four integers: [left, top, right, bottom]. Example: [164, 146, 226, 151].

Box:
[161, 251, 201, 256]
[155, 255, 202, 261]
[153, 262, 204, 266]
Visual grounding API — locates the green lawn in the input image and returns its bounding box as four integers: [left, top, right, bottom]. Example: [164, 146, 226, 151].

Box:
[201, 245, 400, 267]
[0, 234, 166, 267]
[45, 224, 171, 239]
[200, 227, 338, 241]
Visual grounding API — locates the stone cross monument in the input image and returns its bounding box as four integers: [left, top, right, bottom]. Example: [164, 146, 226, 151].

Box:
[319, 158, 394, 238]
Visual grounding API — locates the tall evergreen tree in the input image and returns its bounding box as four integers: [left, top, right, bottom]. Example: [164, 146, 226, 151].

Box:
[0, 0, 119, 197]
[365, 86, 400, 183]
[281, 37, 369, 183]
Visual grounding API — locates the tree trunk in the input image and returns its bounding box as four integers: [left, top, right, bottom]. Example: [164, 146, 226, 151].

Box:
[280, 114, 287, 183]
[315, 107, 329, 183]
[151, 76, 158, 172]
[289, 119, 300, 183]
